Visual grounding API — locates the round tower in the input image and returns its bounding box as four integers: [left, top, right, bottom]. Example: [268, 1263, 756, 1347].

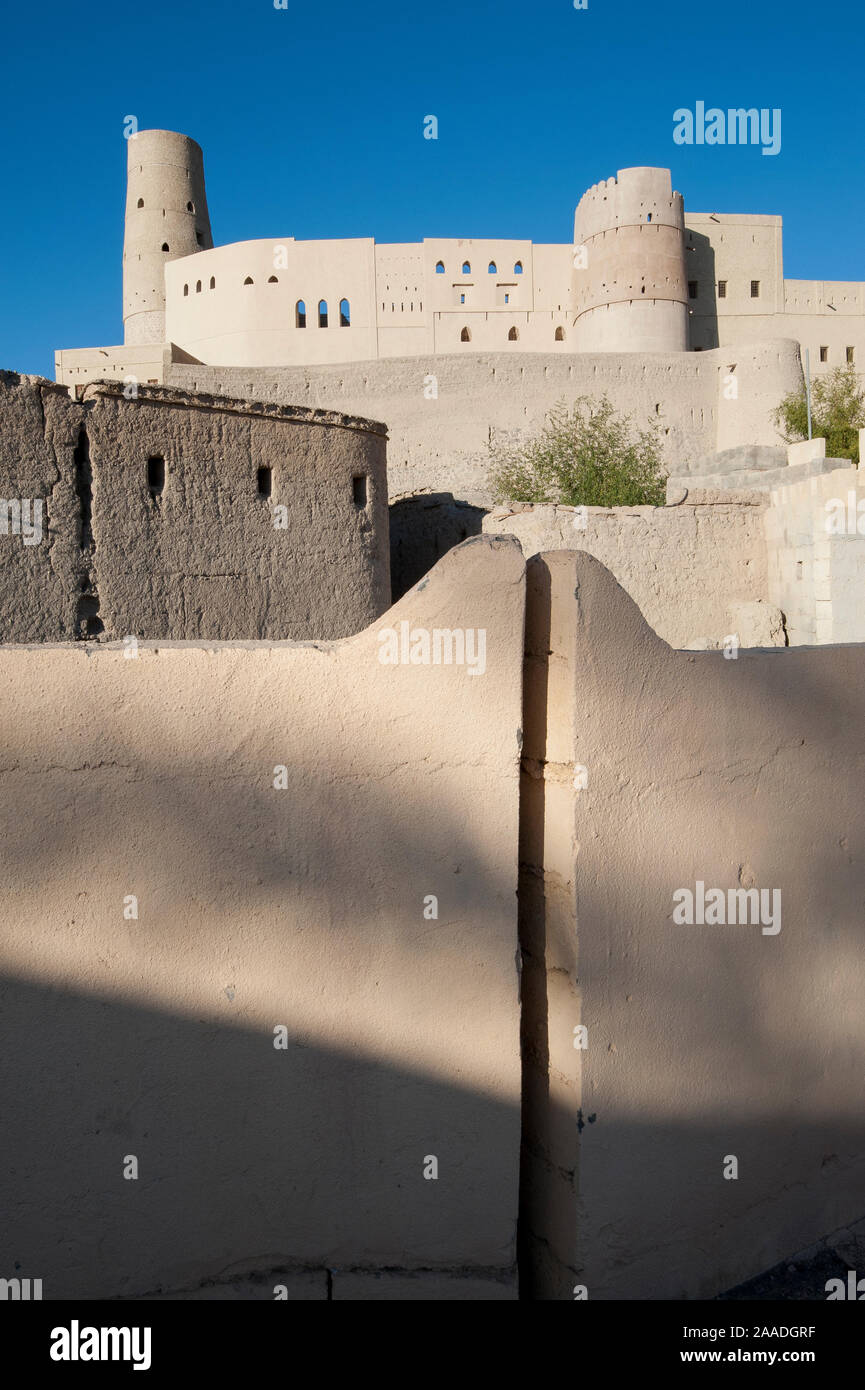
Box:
[572, 167, 688, 354]
[122, 130, 213, 346]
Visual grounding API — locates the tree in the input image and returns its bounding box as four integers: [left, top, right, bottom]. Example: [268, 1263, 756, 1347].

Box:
[772, 364, 865, 464]
[488, 395, 667, 508]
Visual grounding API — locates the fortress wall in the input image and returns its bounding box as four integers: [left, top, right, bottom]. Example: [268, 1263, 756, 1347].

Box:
[0, 372, 86, 640]
[166, 342, 800, 512]
[521, 551, 865, 1298]
[0, 374, 390, 643]
[167, 347, 777, 507]
[0, 537, 525, 1299]
[484, 496, 770, 649]
[766, 466, 865, 645]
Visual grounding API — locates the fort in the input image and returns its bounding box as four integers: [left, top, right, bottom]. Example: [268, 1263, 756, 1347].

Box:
[1, 127, 865, 1303]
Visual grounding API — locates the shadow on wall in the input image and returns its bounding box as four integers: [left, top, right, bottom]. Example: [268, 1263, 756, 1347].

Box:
[389, 493, 487, 601]
[688, 231, 719, 350]
[519, 549, 865, 1300]
[0, 974, 518, 1300]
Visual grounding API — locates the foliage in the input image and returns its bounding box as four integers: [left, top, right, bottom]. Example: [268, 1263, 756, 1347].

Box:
[488, 395, 668, 508]
[772, 364, 865, 463]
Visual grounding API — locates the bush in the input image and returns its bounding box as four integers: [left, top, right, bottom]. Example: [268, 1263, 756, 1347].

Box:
[772, 364, 865, 464]
[488, 395, 668, 508]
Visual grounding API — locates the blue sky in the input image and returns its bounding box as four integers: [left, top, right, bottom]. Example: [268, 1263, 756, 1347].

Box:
[1, 0, 862, 378]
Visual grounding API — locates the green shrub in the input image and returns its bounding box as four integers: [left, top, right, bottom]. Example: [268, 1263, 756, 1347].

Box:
[772, 364, 864, 463]
[488, 395, 667, 508]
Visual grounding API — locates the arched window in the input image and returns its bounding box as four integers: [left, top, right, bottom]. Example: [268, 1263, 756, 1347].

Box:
[195, 280, 202, 293]
[187, 201, 195, 213]
[513, 261, 523, 274]
[647, 212, 652, 222]
[296, 299, 306, 328]
[210, 276, 216, 290]
[435, 260, 445, 274]
[461, 261, 471, 274]
[183, 284, 189, 297]
[508, 326, 519, 341]
[267, 275, 278, 283]
[488, 262, 497, 274]
[460, 326, 471, 342]
[318, 300, 328, 327]
[243, 276, 254, 286]
[161, 243, 170, 252]
[555, 326, 565, 341]
[339, 298, 350, 327]
[137, 197, 144, 209]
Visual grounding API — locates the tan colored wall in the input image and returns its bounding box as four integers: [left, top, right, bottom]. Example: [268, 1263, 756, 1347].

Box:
[521, 550, 865, 1298]
[0, 537, 525, 1299]
[167, 341, 802, 507]
[483, 496, 771, 649]
[766, 465, 865, 644]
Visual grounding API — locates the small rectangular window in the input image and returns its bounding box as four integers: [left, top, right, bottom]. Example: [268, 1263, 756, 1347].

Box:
[257, 466, 272, 498]
[688, 281, 698, 300]
[847, 346, 855, 364]
[750, 280, 760, 298]
[147, 456, 165, 495]
[717, 280, 727, 299]
[820, 346, 829, 363]
[352, 475, 367, 508]
[460, 293, 465, 304]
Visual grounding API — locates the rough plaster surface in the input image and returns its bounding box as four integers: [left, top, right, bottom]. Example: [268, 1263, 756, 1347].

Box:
[484, 499, 769, 649]
[522, 551, 865, 1298]
[166, 341, 801, 507]
[0, 372, 390, 642]
[0, 536, 524, 1299]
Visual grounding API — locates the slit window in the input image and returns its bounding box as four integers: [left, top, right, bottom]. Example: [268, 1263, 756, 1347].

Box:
[257, 466, 272, 498]
[688, 281, 698, 299]
[196, 280, 201, 293]
[847, 346, 855, 364]
[183, 284, 189, 296]
[210, 276, 216, 289]
[147, 456, 165, 496]
[352, 475, 367, 507]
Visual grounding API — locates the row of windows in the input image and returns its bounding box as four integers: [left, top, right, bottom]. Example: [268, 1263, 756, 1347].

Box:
[180, 281, 351, 326]
[458, 326, 566, 342]
[145, 457, 368, 506]
[819, 346, 856, 363]
[137, 198, 197, 213]
[689, 280, 761, 300]
[436, 260, 523, 275]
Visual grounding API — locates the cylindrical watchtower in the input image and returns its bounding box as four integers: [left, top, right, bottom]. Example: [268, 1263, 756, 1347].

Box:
[122, 130, 213, 346]
[572, 167, 688, 353]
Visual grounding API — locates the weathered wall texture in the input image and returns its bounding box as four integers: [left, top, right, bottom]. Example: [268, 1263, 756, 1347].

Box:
[0, 373, 390, 643]
[766, 466, 865, 645]
[521, 551, 865, 1299]
[484, 495, 772, 650]
[0, 536, 524, 1300]
[0, 372, 86, 640]
[166, 341, 802, 506]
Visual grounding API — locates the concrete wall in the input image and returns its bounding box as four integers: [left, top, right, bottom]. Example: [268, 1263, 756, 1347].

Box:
[0, 536, 525, 1300]
[0, 373, 390, 643]
[483, 494, 772, 649]
[166, 341, 802, 507]
[521, 550, 865, 1298]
